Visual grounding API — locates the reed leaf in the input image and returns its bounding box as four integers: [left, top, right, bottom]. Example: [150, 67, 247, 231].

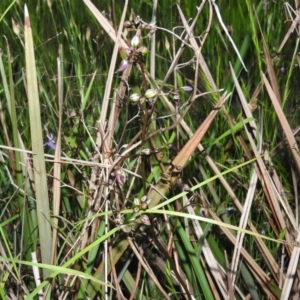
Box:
[24, 4, 52, 280]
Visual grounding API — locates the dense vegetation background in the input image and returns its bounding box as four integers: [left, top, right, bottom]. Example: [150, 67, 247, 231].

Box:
[0, 0, 300, 299]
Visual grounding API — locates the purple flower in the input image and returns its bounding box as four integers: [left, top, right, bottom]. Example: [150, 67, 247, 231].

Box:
[115, 169, 126, 186]
[44, 133, 56, 150]
[115, 59, 129, 73]
[181, 86, 193, 92]
[225, 207, 236, 216]
[200, 209, 207, 217]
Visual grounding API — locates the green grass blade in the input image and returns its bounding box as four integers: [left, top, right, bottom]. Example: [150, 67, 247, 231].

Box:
[1, 38, 36, 261]
[24, 5, 52, 279]
[0, 0, 17, 23]
[174, 218, 214, 299]
[26, 226, 121, 299]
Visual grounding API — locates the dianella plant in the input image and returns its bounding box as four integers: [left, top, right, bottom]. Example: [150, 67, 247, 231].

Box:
[0, 0, 299, 299]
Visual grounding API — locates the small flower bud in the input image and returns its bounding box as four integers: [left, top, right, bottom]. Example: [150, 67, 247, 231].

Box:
[124, 21, 134, 30]
[182, 184, 191, 192]
[139, 202, 148, 210]
[115, 169, 126, 186]
[140, 215, 150, 226]
[140, 196, 148, 203]
[134, 16, 141, 26]
[131, 35, 140, 48]
[140, 148, 151, 155]
[137, 46, 148, 55]
[200, 209, 207, 217]
[181, 86, 193, 92]
[12, 19, 20, 36]
[129, 93, 141, 104]
[173, 94, 180, 102]
[225, 207, 236, 216]
[115, 214, 124, 225]
[140, 196, 151, 206]
[115, 59, 129, 73]
[134, 198, 140, 205]
[145, 88, 157, 99]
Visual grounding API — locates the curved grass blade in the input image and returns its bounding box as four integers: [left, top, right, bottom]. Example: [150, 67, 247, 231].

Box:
[24, 226, 121, 300]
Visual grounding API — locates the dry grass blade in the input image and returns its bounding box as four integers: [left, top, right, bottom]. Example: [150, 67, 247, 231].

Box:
[212, 1, 247, 72]
[231, 59, 296, 258]
[83, 1, 131, 160]
[100, 0, 128, 130]
[262, 41, 282, 105]
[229, 63, 257, 135]
[83, 0, 127, 49]
[177, 3, 217, 90]
[281, 229, 300, 299]
[150, 0, 157, 78]
[184, 196, 228, 298]
[147, 93, 228, 212]
[51, 53, 63, 266]
[208, 209, 280, 298]
[278, 3, 300, 53]
[127, 238, 172, 300]
[171, 94, 227, 169]
[241, 84, 293, 249]
[231, 168, 259, 288]
[262, 73, 300, 175]
[229, 62, 287, 288]
[24, 4, 52, 279]
[237, 75, 295, 259]
[254, 9, 282, 105]
[158, 2, 206, 90]
[229, 65, 260, 289]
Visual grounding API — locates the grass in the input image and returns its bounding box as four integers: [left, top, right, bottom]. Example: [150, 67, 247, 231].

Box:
[0, 0, 299, 299]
